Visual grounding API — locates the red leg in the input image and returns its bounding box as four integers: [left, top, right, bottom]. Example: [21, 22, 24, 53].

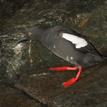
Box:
[63, 66, 82, 88]
[48, 66, 83, 88]
[48, 66, 78, 72]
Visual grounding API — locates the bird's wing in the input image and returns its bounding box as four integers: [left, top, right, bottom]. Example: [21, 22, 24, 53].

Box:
[77, 41, 102, 56]
[61, 30, 102, 56]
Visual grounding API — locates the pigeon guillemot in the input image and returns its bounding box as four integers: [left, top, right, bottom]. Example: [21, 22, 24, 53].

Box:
[25, 26, 106, 88]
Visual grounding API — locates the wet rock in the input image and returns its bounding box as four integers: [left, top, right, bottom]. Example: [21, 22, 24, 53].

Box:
[0, 32, 30, 80]
[0, 0, 107, 107]
[15, 73, 67, 104]
[15, 64, 107, 107]
[0, 83, 44, 107]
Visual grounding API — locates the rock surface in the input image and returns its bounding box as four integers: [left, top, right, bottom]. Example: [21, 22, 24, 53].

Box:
[0, 0, 107, 107]
[0, 83, 45, 107]
[15, 64, 107, 107]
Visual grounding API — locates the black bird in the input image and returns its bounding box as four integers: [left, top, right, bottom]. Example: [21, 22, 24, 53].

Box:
[23, 26, 106, 87]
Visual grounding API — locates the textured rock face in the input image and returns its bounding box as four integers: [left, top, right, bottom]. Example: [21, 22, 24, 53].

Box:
[0, 83, 45, 107]
[15, 64, 107, 107]
[0, 0, 107, 107]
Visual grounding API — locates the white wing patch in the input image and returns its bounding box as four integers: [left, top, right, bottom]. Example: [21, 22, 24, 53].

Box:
[62, 33, 88, 48]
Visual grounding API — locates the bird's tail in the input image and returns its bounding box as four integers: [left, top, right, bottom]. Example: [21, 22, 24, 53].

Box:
[102, 56, 107, 62]
[98, 56, 107, 66]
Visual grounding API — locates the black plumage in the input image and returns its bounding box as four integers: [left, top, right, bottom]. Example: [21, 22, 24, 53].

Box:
[27, 26, 105, 68]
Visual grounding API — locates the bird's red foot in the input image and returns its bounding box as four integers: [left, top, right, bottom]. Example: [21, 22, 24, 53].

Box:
[48, 66, 82, 88]
[48, 66, 78, 71]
